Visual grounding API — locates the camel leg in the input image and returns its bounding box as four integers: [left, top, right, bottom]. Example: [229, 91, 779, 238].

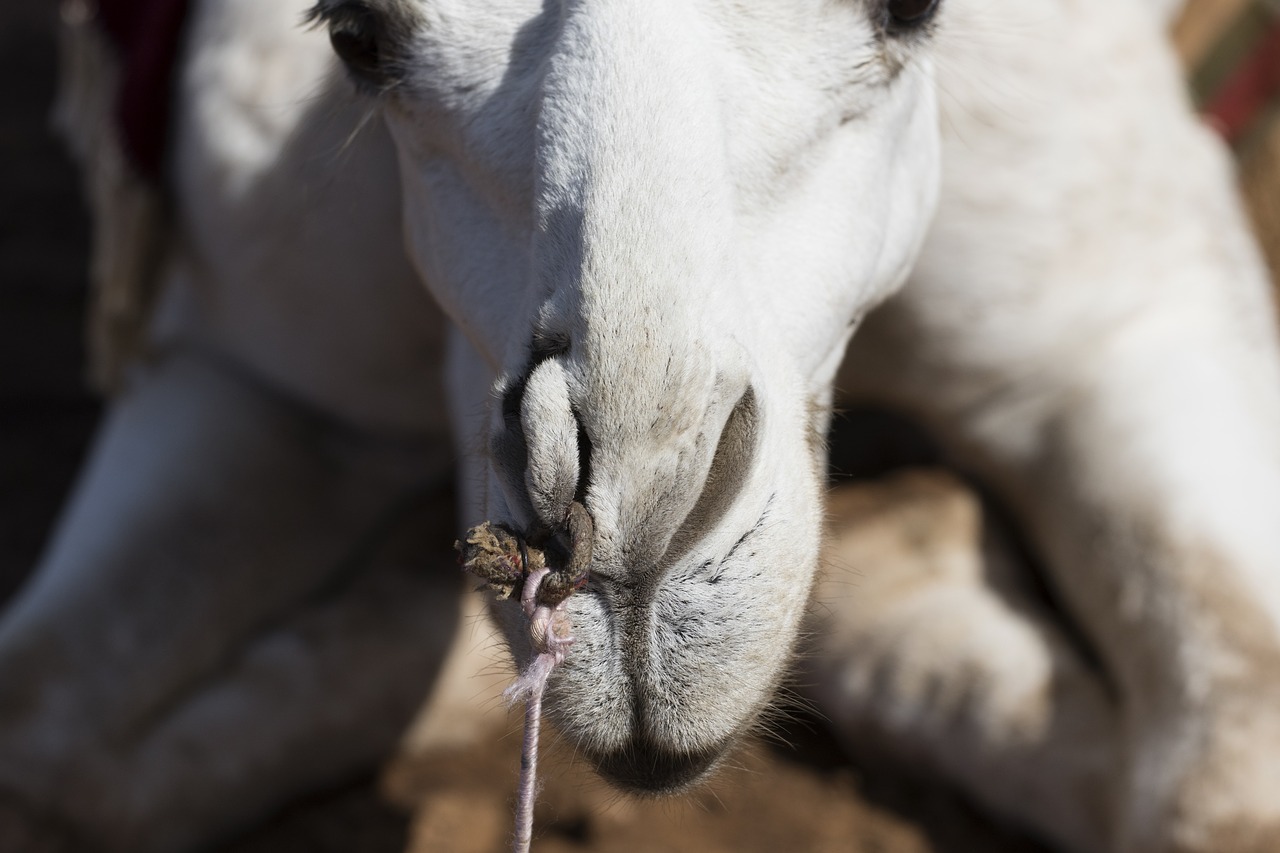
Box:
[0, 351, 461, 852]
[803, 472, 1119, 852]
[838, 272, 1280, 852]
[821, 294, 1280, 853]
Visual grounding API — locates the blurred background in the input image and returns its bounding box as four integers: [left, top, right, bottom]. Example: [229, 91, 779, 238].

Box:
[2, 1, 1279, 851]
[1180, 0, 1280, 284]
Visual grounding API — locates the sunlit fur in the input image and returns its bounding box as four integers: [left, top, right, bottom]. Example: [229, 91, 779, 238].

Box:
[818, 1, 1280, 850]
[5, 0, 1280, 851]
[317, 0, 942, 788]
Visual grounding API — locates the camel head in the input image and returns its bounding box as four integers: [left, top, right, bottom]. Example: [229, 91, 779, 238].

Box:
[309, 0, 942, 793]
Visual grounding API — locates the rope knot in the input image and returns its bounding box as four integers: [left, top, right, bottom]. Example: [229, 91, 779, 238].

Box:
[505, 566, 575, 705]
[456, 501, 593, 609]
[454, 500, 595, 853]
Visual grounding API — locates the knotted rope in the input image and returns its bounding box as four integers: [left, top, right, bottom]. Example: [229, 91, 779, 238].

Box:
[457, 501, 593, 853]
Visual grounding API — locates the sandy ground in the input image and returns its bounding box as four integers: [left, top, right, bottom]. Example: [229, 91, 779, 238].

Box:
[0, 1, 1272, 851]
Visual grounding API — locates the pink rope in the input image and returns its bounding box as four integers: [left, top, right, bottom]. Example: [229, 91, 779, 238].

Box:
[505, 566, 575, 853]
[456, 504, 592, 851]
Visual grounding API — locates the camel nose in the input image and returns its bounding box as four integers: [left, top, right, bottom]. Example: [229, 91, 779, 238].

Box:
[491, 352, 760, 572]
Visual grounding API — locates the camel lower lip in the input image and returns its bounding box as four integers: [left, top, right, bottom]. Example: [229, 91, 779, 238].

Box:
[585, 734, 731, 795]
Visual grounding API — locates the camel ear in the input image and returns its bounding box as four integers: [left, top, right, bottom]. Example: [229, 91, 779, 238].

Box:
[305, 0, 409, 92]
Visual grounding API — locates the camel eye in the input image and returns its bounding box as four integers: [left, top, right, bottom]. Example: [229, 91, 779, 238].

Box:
[887, 0, 940, 27]
[331, 9, 383, 84]
[308, 1, 393, 90]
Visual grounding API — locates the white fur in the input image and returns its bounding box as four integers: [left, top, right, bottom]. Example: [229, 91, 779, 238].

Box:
[820, 1, 1280, 849]
[368, 0, 940, 780]
[2, 0, 1279, 850]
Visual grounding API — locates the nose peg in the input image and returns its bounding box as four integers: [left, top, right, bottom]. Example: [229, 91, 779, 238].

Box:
[531, 499, 595, 603]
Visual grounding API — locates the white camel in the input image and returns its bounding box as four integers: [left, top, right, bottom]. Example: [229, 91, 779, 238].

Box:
[1, 0, 1278, 851]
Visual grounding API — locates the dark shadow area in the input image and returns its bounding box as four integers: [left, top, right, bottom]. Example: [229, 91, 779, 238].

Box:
[827, 405, 942, 483]
[0, 2, 100, 608]
[215, 776, 408, 853]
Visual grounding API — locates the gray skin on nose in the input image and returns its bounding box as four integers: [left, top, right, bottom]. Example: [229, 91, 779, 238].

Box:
[490, 342, 759, 574]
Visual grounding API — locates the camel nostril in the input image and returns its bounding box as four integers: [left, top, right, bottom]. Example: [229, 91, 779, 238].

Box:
[572, 404, 592, 506]
[662, 386, 759, 567]
[530, 328, 571, 362]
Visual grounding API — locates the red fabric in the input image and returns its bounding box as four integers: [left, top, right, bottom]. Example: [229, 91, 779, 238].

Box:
[95, 0, 192, 181]
[1205, 21, 1280, 144]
